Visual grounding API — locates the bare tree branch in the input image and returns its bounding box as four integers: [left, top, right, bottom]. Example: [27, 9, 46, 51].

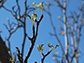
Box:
[41, 51, 51, 63]
[24, 14, 43, 63]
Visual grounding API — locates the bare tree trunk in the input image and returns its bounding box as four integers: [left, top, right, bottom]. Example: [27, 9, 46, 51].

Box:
[63, 0, 69, 63]
[74, 58, 78, 63]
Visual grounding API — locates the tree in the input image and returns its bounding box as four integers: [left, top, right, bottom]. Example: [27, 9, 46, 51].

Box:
[0, 36, 11, 63]
[0, 0, 84, 63]
[45, 0, 84, 63]
[0, 0, 59, 63]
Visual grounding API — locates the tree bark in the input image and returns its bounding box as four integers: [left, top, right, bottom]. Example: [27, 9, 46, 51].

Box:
[0, 36, 11, 63]
[63, 0, 69, 63]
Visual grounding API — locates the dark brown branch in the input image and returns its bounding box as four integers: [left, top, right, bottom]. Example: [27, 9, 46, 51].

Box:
[35, 14, 43, 37]
[41, 50, 51, 63]
[4, 20, 23, 62]
[16, 0, 21, 17]
[15, 47, 23, 63]
[38, 14, 44, 23]
[70, 49, 77, 63]
[2, 6, 14, 16]
[24, 41, 35, 63]
[33, 25, 35, 37]
[57, 1, 64, 9]
[34, 61, 37, 63]
[24, 26, 36, 63]
[21, 16, 26, 62]
[24, 14, 43, 63]
[21, 0, 27, 61]
[2, 5, 24, 24]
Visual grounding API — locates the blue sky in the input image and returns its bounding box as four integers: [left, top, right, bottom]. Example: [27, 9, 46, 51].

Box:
[0, 0, 84, 63]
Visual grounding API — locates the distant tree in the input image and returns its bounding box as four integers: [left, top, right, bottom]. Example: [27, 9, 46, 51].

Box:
[44, 0, 84, 63]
